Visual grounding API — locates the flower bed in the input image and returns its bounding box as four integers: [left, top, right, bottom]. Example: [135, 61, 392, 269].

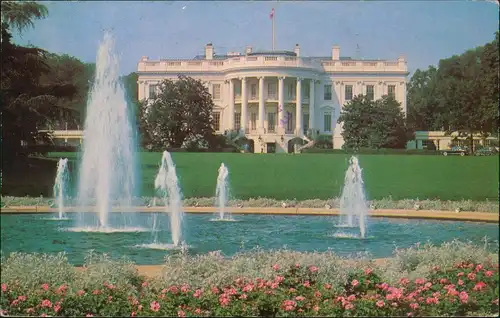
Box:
[1, 196, 499, 213]
[1, 261, 498, 317]
[1, 241, 499, 317]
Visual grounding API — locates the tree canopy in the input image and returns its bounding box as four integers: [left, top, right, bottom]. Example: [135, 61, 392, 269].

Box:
[338, 95, 409, 150]
[407, 32, 499, 151]
[138, 75, 216, 150]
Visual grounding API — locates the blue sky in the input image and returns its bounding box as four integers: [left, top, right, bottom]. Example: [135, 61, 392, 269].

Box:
[13, 1, 499, 76]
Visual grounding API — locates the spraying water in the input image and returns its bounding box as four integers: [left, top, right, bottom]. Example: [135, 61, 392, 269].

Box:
[76, 32, 137, 228]
[53, 158, 69, 219]
[213, 163, 234, 221]
[155, 151, 184, 247]
[337, 156, 368, 238]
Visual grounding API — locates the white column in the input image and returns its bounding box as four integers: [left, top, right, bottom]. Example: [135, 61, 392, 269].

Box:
[309, 79, 315, 132]
[228, 79, 235, 130]
[241, 77, 248, 133]
[258, 76, 265, 131]
[296, 78, 302, 136]
[278, 76, 285, 131]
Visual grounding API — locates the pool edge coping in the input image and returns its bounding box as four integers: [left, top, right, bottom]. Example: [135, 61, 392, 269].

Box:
[1, 206, 498, 223]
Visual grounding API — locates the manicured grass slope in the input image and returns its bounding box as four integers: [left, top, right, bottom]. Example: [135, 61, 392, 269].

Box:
[44, 152, 499, 201]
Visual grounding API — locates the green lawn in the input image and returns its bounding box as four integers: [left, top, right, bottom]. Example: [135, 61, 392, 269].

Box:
[28, 152, 498, 201]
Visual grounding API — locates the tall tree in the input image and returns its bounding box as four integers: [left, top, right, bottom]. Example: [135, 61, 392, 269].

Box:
[1, 1, 48, 34]
[338, 95, 409, 149]
[139, 75, 215, 150]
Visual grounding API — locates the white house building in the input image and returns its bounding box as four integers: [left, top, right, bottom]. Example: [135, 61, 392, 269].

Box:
[137, 43, 409, 153]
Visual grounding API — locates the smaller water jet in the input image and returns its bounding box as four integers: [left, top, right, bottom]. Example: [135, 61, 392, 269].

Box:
[155, 151, 185, 247]
[52, 158, 70, 220]
[211, 163, 236, 221]
[336, 156, 368, 239]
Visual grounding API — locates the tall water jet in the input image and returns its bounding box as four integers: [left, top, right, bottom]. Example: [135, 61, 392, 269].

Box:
[76, 32, 137, 228]
[213, 163, 233, 221]
[155, 151, 184, 247]
[53, 158, 69, 219]
[338, 156, 368, 238]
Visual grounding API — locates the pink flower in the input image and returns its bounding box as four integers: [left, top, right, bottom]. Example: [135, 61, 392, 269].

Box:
[289, 288, 296, 293]
[274, 275, 285, 283]
[193, 289, 203, 298]
[313, 305, 319, 312]
[439, 278, 449, 284]
[295, 263, 301, 268]
[303, 280, 311, 288]
[1, 284, 7, 292]
[138, 305, 143, 311]
[457, 272, 464, 277]
[77, 289, 85, 296]
[26, 308, 35, 314]
[211, 286, 220, 294]
[364, 268, 373, 275]
[54, 304, 61, 313]
[459, 291, 469, 303]
[11, 299, 19, 306]
[315, 291, 322, 298]
[426, 297, 439, 304]
[475, 264, 483, 272]
[86, 314, 93, 317]
[17, 295, 26, 301]
[324, 283, 332, 289]
[344, 302, 354, 310]
[347, 294, 356, 302]
[168, 286, 179, 294]
[150, 301, 160, 312]
[242, 283, 254, 292]
[281, 300, 297, 311]
[447, 288, 459, 296]
[473, 281, 487, 291]
[485, 270, 494, 277]
[270, 282, 279, 289]
[180, 284, 190, 293]
[409, 303, 419, 310]
[414, 278, 425, 285]
[194, 308, 202, 315]
[296, 296, 305, 301]
[219, 294, 230, 307]
[41, 283, 49, 291]
[376, 300, 385, 307]
[142, 281, 149, 288]
[351, 279, 359, 287]
[399, 277, 410, 285]
[378, 282, 389, 290]
[309, 265, 319, 273]
[130, 312, 136, 317]
[467, 272, 476, 281]
[177, 310, 185, 317]
[272, 264, 280, 271]
[458, 279, 464, 286]
[424, 282, 432, 288]
[239, 293, 248, 300]
[41, 314, 47, 317]
[41, 299, 52, 308]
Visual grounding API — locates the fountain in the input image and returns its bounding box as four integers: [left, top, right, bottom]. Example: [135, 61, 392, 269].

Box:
[52, 158, 69, 220]
[155, 151, 185, 247]
[75, 32, 137, 229]
[336, 156, 368, 239]
[212, 163, 235, 221]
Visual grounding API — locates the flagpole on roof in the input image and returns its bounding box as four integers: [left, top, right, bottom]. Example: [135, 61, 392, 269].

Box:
[270, 8, 275, 51]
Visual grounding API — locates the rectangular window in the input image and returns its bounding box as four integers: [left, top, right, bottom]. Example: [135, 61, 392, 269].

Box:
[366, 85, 374, 101]
[213, 112, 221, 131]
[324, 84, 332, 100]
[303, 113, 310, 135]
[323, 112, 332, 132]
[212, 84, 221, 100]
[388, 85, 396, 98]
[345, 85, 353, 101]
[286, 111, 293, 132]
[235, 82, 241, 98]
[149, 84, 158, 99]
[268, 83, 277, 99]
[234, 113, 241, 131]
[250, 113, 257, 130]
[303, 83, 310, 98]
[288, 83, 295, 99]
[267, 112, 276, 132]
[250, 84, 257, 100]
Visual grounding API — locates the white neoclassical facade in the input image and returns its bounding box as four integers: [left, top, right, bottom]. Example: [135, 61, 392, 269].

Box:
[137, 43, 409, 153]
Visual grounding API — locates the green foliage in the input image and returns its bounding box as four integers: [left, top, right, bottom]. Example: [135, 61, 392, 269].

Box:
[338, 95, 410, 150]
[1, 242, 498, 317]
[0, 1, 48, 34]
[407, 32, 499, 152]
[138, 75, 216, 150]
